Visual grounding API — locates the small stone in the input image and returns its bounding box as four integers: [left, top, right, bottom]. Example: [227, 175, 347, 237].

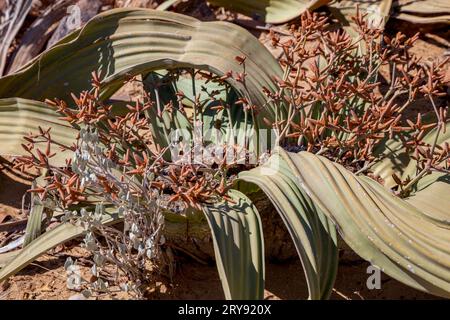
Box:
[159, 284, 167, 294]
[89, 274, 98, 283]
[40, 284, 53, 292]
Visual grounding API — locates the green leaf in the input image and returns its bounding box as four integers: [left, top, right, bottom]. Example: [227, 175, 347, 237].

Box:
[202, 190, 265, 300]
[0, 8, 284, 126]
[0, 210, 122, 282]
[0, 8, 284, 163]
[143, 71, 263, 159]
[23, 189, 45, 247]
[274, 149, 450, 298]
[237, 152, 338, 300]
[23, 174, 53, 247]
[208, 0, 331, 24]
[0, 98, 77, 164]
[404, 177, 450, 230]
[0, 251, 18, 269]
[393, 0, 450, 24]
[395, 0, 450, 14]
[329, 0, 393, 30]
[372, 122, 450, 190]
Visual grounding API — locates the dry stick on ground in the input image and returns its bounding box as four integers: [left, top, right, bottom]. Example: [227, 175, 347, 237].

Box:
[46, 0, 103, 49]
[0, 219, 28, 233]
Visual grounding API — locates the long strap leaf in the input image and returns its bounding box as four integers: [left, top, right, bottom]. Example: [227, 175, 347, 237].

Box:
[208, 0, 330, 24]
[202, 190, 265, 300]
[0, 97, 77, 164]
[23, 190, 45, 247]
[0, 211, 122, 282]
[372, 122, 450, 190]
[277, 150, 450, 298]
[238, 154, 338, 299]
[0, 8, 284, 125]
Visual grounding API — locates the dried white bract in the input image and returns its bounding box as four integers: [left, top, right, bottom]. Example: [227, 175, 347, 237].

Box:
[63, 127, 165, 298]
